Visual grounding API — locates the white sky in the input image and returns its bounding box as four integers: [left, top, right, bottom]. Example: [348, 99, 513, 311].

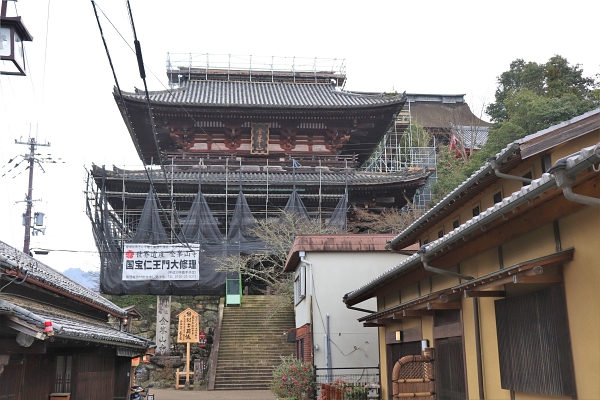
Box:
[1, 0, 599, 272]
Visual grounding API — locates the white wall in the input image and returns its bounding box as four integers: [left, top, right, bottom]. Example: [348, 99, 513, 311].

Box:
[293, 251, 404, 370]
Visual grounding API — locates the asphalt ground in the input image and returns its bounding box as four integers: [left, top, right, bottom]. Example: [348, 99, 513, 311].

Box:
[147, 388, 276, 400]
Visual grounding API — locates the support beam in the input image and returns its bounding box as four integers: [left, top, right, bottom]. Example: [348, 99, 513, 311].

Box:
[464, 290, 506, 298]
[403, 310, 435, 317]
[427, 301, 461, 310]
[513, 274, 563, 284]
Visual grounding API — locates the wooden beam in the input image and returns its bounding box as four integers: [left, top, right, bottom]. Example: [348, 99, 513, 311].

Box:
[427, 301, 462, 310]
[393, 312, 404, 320]
[513, 274, 563, 284]
[363, 322, 383, 327]
[403, 310, 435, 317]
[464, 290, 506, 298]
[0, 339, 46, 354]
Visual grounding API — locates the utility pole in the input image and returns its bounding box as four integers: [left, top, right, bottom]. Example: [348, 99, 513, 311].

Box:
[15, 137, 50, 254]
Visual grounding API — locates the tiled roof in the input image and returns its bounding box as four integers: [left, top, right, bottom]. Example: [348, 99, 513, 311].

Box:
[388, 108, 600, 250]
[345, 140, 600, 305]
[120, 80, 404, 109]
[386, 142, 521, 249]
[0, 299, 148, 348]
[98, 166, 429, 186]
[0, 241, 127, 317]
[284, 234, 401, 272]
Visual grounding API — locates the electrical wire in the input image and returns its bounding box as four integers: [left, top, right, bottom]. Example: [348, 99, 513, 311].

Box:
[90, 0, 190, 250]
[125, 0, 189, 247]
[41, 0, 52, 109]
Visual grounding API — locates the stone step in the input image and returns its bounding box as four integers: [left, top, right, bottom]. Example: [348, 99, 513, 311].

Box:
[214, 295, 295, 390]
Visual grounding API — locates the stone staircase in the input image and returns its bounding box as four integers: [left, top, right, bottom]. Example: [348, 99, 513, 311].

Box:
[213, 295, 295, 390]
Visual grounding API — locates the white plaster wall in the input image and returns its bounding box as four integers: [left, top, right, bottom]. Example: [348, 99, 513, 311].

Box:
[294, 251, 404, 370]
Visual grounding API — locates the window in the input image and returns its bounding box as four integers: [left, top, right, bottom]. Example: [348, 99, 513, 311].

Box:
[495, 285, 575, 396]
[522, 171, 533, 187]
[452, 219, 460, 230]
[437, 229, 444, 239]
[493, 191, 503, 204]
[472, 206, 480, 217]
[294, 266, 306, 305]
[541, 154, 552, 173]
[54, 355, 73, 393]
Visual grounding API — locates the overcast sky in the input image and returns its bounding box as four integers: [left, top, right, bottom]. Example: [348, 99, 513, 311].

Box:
[1, 0, 599, 272]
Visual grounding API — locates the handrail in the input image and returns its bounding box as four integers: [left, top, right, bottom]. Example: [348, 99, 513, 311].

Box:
[207, 297, 224, 390]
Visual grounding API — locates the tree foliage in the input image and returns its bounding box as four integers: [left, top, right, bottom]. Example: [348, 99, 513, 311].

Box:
[214, 212, 343, 312]
[486, 55, 598, 124]
[432, 55, 599, 203]
[348, 203, 426, 234]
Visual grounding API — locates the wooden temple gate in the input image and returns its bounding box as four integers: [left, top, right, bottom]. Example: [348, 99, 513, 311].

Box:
[391, 349, 435, 399]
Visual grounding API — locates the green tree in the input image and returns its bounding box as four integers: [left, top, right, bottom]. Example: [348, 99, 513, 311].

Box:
[432, 55, 598, 203]
[486, 55, 598, 124]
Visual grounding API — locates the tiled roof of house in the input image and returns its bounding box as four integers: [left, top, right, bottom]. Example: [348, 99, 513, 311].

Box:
[0, 299, 148, 348]
[284, 234, 408, 272]
[120, 80, 404, 109]
[345, 140, 600, 305]
[0, 241, 127, 317]
[387, 108, 600, 251]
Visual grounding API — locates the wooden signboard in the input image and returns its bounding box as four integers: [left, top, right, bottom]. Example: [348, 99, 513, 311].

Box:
[177, 308, 199, 343]
[176, 308, 200, 389]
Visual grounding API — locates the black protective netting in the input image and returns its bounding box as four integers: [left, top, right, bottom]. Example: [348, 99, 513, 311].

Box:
[132, 190, 168, 244]
[278, 190, 310, 223]
[181, 189, 222, 243]
[98, 188, 267, 295]
[328, 192, 348, 228]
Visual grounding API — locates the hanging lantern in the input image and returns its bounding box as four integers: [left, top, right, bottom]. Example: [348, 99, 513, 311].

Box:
[1, 1, 34, 76]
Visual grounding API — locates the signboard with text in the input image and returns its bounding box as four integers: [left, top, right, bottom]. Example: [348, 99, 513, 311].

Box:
[177, 308, 200, 343]
[122, 243, 200, 281]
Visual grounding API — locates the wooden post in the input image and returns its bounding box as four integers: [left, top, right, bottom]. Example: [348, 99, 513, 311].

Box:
[185, 342, 191, 389]
[176, 308, 200, 390]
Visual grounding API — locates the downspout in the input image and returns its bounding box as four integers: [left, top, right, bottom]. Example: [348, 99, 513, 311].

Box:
[418, 247, 474, 280]
[553, 169, 600, 207]
[418, 246, 481, 396]
[549, 143, 600, 207]
[490, 159, 532, 184]
[300, 253, 315, 364]
[473, 297, 485, 399]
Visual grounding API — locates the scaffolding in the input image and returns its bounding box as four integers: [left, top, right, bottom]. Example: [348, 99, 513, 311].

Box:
[363, 102, 436, 207]
[166, 53, 347, 88]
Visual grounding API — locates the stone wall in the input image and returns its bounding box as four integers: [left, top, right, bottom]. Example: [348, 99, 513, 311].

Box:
[104, 294, 220, 388]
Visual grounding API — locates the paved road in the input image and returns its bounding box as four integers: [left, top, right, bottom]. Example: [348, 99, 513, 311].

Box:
[148, 388, 276, 400]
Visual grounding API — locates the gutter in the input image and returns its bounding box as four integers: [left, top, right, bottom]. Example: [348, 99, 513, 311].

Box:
[345, 173, 556, 306]
[550, 142, 600, 207]
[346, 141, 599, 307]
[490, 158, 532, 184]
[387, 142, 521, 249]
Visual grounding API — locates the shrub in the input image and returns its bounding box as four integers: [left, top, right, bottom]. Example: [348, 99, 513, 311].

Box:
[270, 356, 316, 400]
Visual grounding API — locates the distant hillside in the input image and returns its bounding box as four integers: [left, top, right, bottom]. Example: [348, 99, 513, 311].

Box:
[62, 268, 100, 292]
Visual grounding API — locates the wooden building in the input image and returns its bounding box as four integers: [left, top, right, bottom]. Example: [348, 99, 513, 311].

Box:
[88, 62, 430, 295]
[0, 240, 153, 400]
[343, 109, 600, 400]
[92, 64, 429, 224]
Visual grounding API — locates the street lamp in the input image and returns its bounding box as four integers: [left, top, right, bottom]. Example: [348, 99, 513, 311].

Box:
[0, 0, 33, 76]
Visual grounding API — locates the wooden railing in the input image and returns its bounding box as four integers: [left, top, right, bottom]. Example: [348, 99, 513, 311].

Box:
[320, 383, 344, 400]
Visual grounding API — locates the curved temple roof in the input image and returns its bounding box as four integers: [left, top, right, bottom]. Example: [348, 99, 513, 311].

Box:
[120, 80, 405, 109]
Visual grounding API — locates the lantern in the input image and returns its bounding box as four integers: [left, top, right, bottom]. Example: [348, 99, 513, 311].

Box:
[131, 357, 140, 367]
[0, 0, 33, 76]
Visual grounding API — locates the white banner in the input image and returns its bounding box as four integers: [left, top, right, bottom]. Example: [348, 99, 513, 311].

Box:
[122, 244, 200, 281]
